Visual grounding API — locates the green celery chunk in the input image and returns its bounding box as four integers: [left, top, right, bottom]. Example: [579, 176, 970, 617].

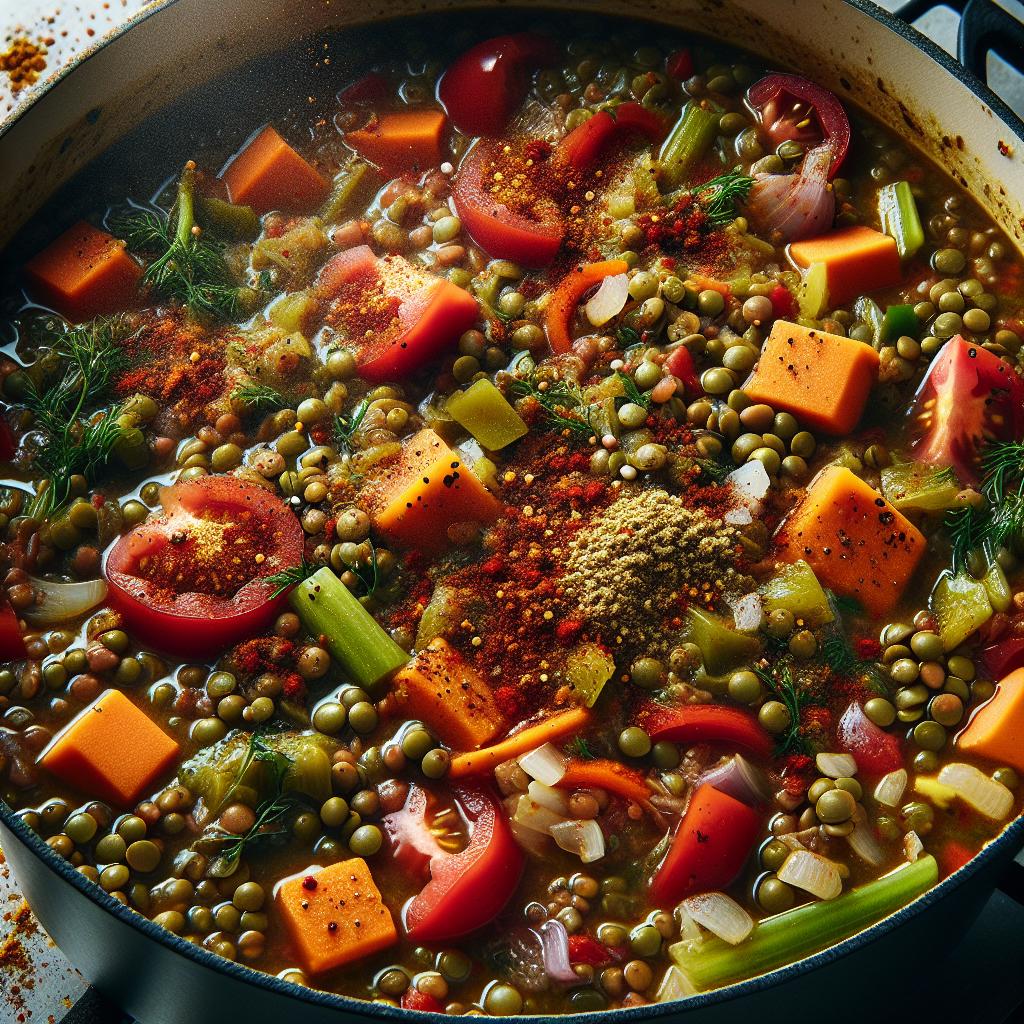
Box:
[797, 262, 829, 319]
[659, 102, 722, 186]
[446, 379, 528, 451]
[762, 560, 834, 627]
[565, 643, 616, 708]
[685, 608, 761, 675]
[881, 303, 920, 342]
[853, 296, 884, 345]
[669, 856, 937, 994]
[983, 559, 1012, 612]
[879, 180, 924, 259]
[932, 571, 993, 650]
[320, 161, 373, 223]
[267, 290, 316, 334]
[880, 462, 961, 513]
[291, 567, 409, 693]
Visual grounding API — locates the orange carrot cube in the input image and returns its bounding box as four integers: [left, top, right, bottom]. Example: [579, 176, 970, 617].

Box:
[743, 319, 880, 435]
[37, 689, 179, 807]
[346, 110, 446, 172]
[789, 225, 901, 307]
[391, 638, 506, 750]
[24, 221, 141, 323]
[957, 667, 1024, 773]
[775, 465, 925, 617]
[277, 858, 397, 975]
[221, 125, 328, 213]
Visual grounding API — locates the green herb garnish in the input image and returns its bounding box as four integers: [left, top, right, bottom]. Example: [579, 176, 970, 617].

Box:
[231, 382, 290, 413]
[754, 664, 815, 756]
[615, 369, 651, 409]
[696, 168, 755, 227]
[820, 591, 888, 696]
[335, 398, 370, 455]
[265, 560, 318, 599]
[507, 373, 596, 439]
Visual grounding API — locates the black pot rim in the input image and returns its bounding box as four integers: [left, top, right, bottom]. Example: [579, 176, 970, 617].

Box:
[2, 0, 1024, 1019]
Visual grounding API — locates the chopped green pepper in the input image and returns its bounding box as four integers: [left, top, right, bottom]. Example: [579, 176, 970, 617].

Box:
[880, 463, 961, 514]
[881, 303, 920, 342]
[446, 379, 528, 451]
[685, 608, 761, 675]
[932, 571, 993, 650]
[762, 560, 834, 627]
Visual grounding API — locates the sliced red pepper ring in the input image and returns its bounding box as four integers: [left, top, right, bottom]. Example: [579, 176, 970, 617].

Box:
[555, 102, 669, 171]
[398, 783, 524, 943]
[545, 259, 629, 355]
[104, 475, 304, 659]
[637, 702, 774, 759]
[747, 73, 850, 179]
[439, 33, 558, 136]
[315, 244, 479, 382]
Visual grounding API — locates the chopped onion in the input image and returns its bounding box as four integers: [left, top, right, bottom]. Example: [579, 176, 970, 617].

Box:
[937, 762, 1014, 821]
[528, 780, 570, 816]
[724, 506, 753, 526]
[903, 830, 924, 863]
[873, 769, 908, 808]
[585, 273, 629, 327]
[511, 795, 566, 835]
[656, 965, 691, 1003]
[699, 755, 769, 807]
[550, 819, 605, 863]
[730, 593, 763, 633]
[519, 743, 568, 786]
[23, 576, 107, 624]
[815, 751, 857, 779]
[674, 903, 703, 946]
[681, 892, 754, 945]
[536, 919, 578, 984]
[744, 143, 835, 243]
[847, 807, 884, 867]
[726, 460, 771, 506]
[777, 848, 843, 900]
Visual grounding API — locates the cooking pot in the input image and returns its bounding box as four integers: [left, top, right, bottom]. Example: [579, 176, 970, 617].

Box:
[1, 1, 1024, 1020]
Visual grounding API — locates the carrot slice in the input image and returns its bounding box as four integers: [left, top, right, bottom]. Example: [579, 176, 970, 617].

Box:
[956, 667, 1024, 773]
[24, 221, 141, 323]
[37, 689, 179, 807]
[789, 225, 901, 306]
[448, 707, 593, 779]
[557, 758, 650, 804]
[346, 110, 446, 172]
[221, 125, 328, 213]
[545, 260, 628, 354]
[743, 319, 880, 435]
[391, 638, 507, 750]
[276, 858, 397, 975]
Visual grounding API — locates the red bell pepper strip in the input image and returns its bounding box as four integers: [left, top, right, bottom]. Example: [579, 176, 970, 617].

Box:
[649, 783, 762, 906]
[638, 702, 774, 759]
[666, 49, 694, 81]
[545, 259, 628, 354]
[402, 990, 446, 1013]
[568, 933, 624, 968]
[556, 102, 668, 171]
[0, 600, 27, 661]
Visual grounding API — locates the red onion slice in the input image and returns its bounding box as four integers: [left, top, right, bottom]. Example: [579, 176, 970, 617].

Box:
[536, 918, 579, 984]
[699, 755, 770, 807]
[744, 143, 835, 242]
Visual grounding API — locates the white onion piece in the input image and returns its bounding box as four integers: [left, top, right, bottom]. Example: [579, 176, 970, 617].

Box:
[656, 966, 691, 1003]
[731, 593, 763, 633]
[726, 460, 771, 506]
[511, 795, 566, 834]
[847, 807, 884, 867]
[674, 904, 703, 946]
[585, 273, 629, 327]
[777, 849, 843, 900]
[815, 752, 858, 779]
[903, 830, 924, 863]
[681, 892, 754, 945]
[724, 506, 753, 526]
[23, 576, 107, 624]
[528, 780, 570, 816]
[873, 769, 908, 808]
[938, 763, 1014, 821]
[744, 144, 835, 243]
[519, 743, 568, 786]
[550, 819, 606, 863]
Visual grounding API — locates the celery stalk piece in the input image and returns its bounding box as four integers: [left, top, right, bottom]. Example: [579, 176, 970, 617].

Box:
[797, 262, 829, 319]
[446, 379, 528, 451]
[659, 102, 722, 186]
[880, 462, 961, 514]
[931, 571, 993, 651]
[198, 196, 260, 240]
[564, 643, 616, 708]
[879, 180, 924, 259]
[320, 161, 372, 223]
[290, 567, 409, 693]
[669, 855, 938, 994]
[268, 290, 316, 334]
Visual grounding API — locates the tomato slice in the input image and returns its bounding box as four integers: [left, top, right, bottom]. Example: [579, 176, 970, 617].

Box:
[402, 783, 524, 943]
[567, 933, 623, 968]
[908, 335, 1024, 485]
[402, 990, 446, 1013]
[747, 73, 850, 179]
[836, 701, 904, 777]
[0, 599, 27, 661]
[649, 783, 761, 906]
[316, 245, 479, 382]
[104, 475, 304, 659]
[638, 702, 774, 759]
[439, 33, 557, 136]
[452, 143, 564, 267]
[555, 102, 668, 171]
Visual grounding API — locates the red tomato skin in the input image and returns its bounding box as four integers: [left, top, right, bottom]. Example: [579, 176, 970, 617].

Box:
[769, 283, 795, 320]
[0, 600, 26, 661]
[401, 990, 446, 1014]
[104, 476, 303, 659]
[649, 783, 761, 906]
[664, 346, 703, 396]
[666, 49, 694, 80]
[315, 244, 378, 298]
[836, 701, 904, 777]
[439, 33, 557, 136]
[556, 103, 667, 170]
[338, 71, 389, 105]
[980, 637, 1024, 680]
[404, 784, 524, 943]
[452, 145, 564, 266]
[639, 702, 774, 759]
[909, 335, 1024, 485]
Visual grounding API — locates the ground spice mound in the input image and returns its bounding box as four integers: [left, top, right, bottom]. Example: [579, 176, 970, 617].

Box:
[560, 486, 742, 653]
[1, 37, 46, 93]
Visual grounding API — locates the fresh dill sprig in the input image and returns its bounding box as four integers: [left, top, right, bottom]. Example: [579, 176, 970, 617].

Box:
[615, 369, 651, 409]
[695, 457, 731, 483]
[616, 325, 642, 349]
[335, 398, 370, 455]
[507, 373, 595, 439]
[754, 664, 814, 756]
[231, 382, 289, 413]
[567, 736, 597, 760]
[350, 538, 382, 598]
[265, 560, 318, 598]
[696, 168, 755, 227]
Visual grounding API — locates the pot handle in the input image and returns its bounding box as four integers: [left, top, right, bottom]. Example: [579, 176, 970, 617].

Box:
[957, 0, 1024, 84]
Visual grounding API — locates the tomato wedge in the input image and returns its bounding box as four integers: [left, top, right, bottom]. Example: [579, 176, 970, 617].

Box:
[908, 335, 1024, 485]
[545, 260, 628, 354]
[452, 144, 564, 267]
[439, 33, 557, 136]
[0, 599, 27, 661]
[638, 702, 774, 759]
[836, 701, 903, 776]
[555, 102, 668, 171]
[316, 244, 479, 382]
[748, 73, 850, 179]
[649, 783, 761, 906]
[981, 636, 1024, 680]
[104, 475, 303, 659]
[401, 783, 524, 943]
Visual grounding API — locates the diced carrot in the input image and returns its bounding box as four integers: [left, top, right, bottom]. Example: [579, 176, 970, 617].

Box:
[687, 274, 731, 297]
[776, 465, 926, 617]
[743, 319, 880, 434]
[545, 260, 628, 354]
[956, 667, 1024, 773]
[24, 221, 141, 323]
[374, 428, 505, 555]
[789, 225, 901, 306]
[346, 110, 446, 172]
[277, 858, 397, 975]
[448, 706, 593, 780]
[37, 689, 179, 807]
[221, 125, 328, 213]
[557, 758, 650, 804]
[391, 638, 507, 750]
